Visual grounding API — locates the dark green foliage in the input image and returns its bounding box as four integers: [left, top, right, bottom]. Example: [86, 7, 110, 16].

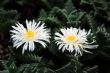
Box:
[0, 8, 19, 32]
[0, 56, 98, 73]
[0, 0, 9, 7]
[38, 0, 85, 28]
[0, 0, 110, 73]
[83, 65, 98, 73]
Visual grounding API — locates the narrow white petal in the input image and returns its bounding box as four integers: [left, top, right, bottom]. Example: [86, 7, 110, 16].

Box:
[55, 33, 63, 38]
[22, 43, 28, 54]
[17, 22, 26, 32]
[58, 44, 64, 50]
[84, 45, 98, 49]
[74, 45, 82, 55]
[62, 46, 66, 52]
[36, 40, 46, 48]
[28, 42, 34, 51]
[12, 26, 21, 32]
[16, 41, 24, 48]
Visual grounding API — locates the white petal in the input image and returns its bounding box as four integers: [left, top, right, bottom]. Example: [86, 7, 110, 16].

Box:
[26, 20, 32, 30]
[68, 45, 74, 52]
[84, 45, 98, 49]
[74, 44, 82, 55]
[35, 21, 41, 30]
[58, 44, 64, 50]
[62, 45, 66, 52]
[36, 40, 46, 48]
[55, 33, 63, 38]
[29, 42, 35, 51]
[17, 23, 26, 32]
[22, 43, 28, 54]
[16, 41, 24, 48]
[12, 26, 21, 32]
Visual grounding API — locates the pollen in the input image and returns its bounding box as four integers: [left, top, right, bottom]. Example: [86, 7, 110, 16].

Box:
[66, 35, 77, 42]
[25, 31, 35, 41]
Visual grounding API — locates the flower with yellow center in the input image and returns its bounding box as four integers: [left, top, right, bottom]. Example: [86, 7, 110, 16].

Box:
[55, 27, 98, 56]
[10, 20, 50, 54]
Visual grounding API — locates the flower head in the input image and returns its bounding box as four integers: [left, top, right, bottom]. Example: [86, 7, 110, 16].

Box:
[10, 20, 50, 54]
[55, 27, 98, 56]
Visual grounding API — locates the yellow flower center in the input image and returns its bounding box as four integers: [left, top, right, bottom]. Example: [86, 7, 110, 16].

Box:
[66, 35, 77, 42]
[25, 31, 35, 41]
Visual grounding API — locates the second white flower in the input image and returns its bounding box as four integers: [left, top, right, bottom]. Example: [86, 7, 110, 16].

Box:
[55, 27, 98, 56]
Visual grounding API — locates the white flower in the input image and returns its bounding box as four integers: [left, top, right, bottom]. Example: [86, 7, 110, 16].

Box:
[55, 27, 98, 56]
[10, 20, 50, 54]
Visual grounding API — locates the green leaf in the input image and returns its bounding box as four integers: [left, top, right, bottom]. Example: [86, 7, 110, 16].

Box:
[83, 65, 98, 73]
[55, 58, 83, 73]
[0, 8, 19, 32]
[0, 70, 9, 73]
[64, 0, 75, 14]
